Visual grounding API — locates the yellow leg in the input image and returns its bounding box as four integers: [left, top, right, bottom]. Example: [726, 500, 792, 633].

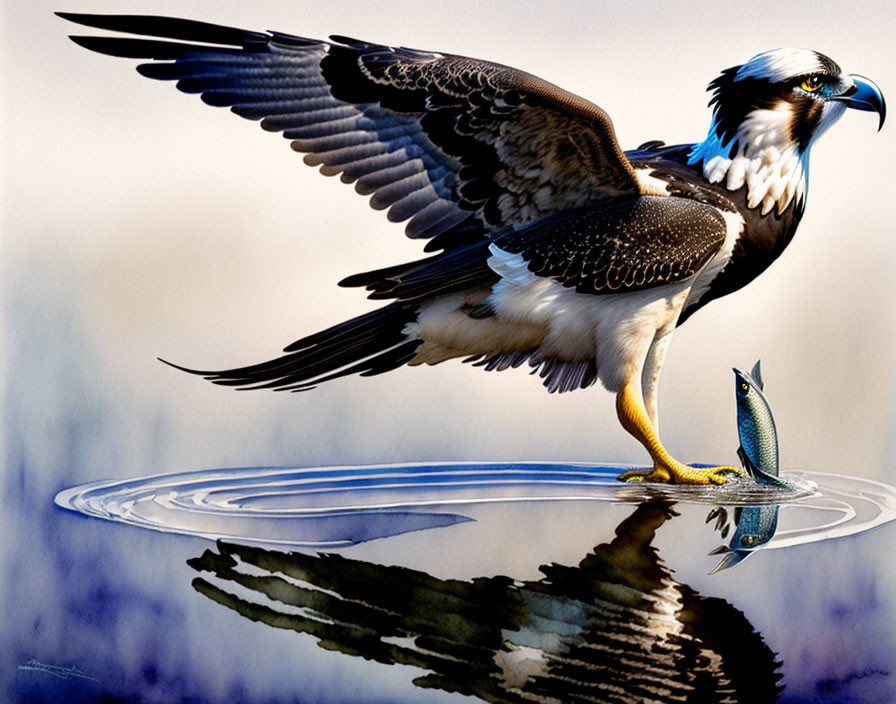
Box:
[615, 381, 743, 485]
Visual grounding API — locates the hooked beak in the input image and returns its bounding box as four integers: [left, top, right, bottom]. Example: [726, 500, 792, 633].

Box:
[833, 74, 886, 130]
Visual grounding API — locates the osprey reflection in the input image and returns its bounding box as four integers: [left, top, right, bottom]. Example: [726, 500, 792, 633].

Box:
[188, 502, 784, 703]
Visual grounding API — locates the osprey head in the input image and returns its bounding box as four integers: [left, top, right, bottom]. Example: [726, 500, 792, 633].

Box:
[715, 49, 885, 150]
[690, 49, 885, 214]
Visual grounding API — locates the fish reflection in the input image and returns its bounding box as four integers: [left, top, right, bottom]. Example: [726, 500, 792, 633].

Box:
[708, 504, 780, 572]
[188, 502, 783, 703]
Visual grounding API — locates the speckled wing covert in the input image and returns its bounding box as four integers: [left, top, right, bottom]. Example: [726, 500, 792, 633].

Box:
[494, 197, 728, 293]
[59, 13, 640, 248]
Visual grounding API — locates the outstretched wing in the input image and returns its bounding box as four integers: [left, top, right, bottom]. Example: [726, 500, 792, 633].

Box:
[59, 13, 640, 249]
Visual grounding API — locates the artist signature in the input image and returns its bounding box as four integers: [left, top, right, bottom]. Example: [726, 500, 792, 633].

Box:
[17, 659, 98, 682]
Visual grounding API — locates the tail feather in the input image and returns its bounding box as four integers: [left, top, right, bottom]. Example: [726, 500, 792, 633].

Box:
[338, 239, 497, 301]
[160, 302, 421, 391]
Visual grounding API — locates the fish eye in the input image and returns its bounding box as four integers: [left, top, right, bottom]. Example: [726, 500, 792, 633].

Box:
[800, 75, 823, 92]
[739, 382, 750, 393]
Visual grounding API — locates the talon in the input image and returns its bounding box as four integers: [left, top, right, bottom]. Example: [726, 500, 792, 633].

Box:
[705, 465, 745, 485]
[664, 462, 743, 485]
[618, 467, 670, 483]
[617, 470, 644, 482]
[618, 470, 648, 483]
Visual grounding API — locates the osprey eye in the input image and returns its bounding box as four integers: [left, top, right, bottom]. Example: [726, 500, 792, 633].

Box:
[800, 75, 823, 92]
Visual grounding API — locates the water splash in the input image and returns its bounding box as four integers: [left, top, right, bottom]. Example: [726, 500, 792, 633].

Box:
[54, 462, 895, 549]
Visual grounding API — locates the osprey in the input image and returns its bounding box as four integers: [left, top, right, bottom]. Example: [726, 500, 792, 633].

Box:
[60, 14, 886, 484]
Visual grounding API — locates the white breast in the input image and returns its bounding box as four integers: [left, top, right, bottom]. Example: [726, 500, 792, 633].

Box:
[486, 245, 693, 391]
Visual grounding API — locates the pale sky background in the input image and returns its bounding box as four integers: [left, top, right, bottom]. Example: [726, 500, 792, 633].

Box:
[3, 2, 896, 702]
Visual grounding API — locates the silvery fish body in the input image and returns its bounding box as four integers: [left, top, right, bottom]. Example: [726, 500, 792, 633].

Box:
[711, 361, 785, 573]
[733, 361, 781, 485]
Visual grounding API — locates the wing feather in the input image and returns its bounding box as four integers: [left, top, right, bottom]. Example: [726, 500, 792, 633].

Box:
[60, 12, 640, 247]
[494, 197, 728, 294]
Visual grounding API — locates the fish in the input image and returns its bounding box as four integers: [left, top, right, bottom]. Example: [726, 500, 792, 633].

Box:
[711, 361, 787, 573]
[733, 360, 788, 488]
